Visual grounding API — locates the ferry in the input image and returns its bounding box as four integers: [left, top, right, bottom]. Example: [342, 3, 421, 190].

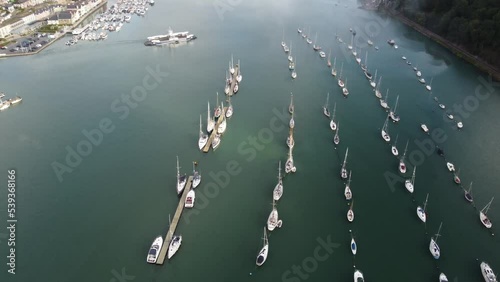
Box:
[145, 28, 196, 46]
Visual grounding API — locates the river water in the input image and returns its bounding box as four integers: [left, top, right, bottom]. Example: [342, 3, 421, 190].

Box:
[0, 0, 499, 281]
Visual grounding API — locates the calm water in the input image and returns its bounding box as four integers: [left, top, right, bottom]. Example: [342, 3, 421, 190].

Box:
[1, 0, 499, 281]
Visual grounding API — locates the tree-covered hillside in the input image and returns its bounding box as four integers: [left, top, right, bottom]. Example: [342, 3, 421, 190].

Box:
[382, 0, 500, 68]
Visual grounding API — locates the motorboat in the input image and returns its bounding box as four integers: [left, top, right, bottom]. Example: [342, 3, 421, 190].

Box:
[8, 96, 22, 105]
[184, 190, 195, 208]
[421, 124, 429, 133]
[419, 77, 426, 84]
[388, 39, 396, 45]
[457, 121, 463, 129]
[446, 113, 454, 120]
[146, 236, 163, 263]
[256, 227, 269, 266]
[439, 273, 449, 282]
[446, 162, 455, 172]
[402, 56, 407, 60]
[176, 156, 186, 195]
[167, 234, 182, 259]
[480, 261, 497, 282]
[319, 51, 326, 58]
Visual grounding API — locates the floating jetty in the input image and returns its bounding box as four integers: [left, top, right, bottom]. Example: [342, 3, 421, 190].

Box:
[202, 107, 228, 153]
[228, 65, 240, 97]
[156, 176, 193, 265]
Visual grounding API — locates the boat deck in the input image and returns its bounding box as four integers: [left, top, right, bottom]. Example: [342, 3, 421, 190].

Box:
[156, 176, 193, 265]
[228, 65, 240, 97]
[202, 107, 228, 153]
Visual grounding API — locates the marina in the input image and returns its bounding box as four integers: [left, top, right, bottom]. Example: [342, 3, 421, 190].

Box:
[155, 175, 193, 265]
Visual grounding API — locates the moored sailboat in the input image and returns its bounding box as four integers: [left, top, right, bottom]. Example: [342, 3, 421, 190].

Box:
[214, 92, 221, 119]
[289, 92, 294, 114]
[341, 147, 349, 179]
[338, 63, 345, 88]
[464, 182, 473, 203]
[273, 161, 284, 201]
[405, 166, 416, 193]
[391, 134, 399, 156]
[342, 78, 349, 96]
[198, 115, 208, 150]
[330, 103, 337, 131]
[256, 227, 269, 266]
[429, 222, 443, 259]
[332, 57, 337, 76]
[333, 121, 340, 145]
[347, 200, 354, 222]
[176, 156, 187, 195]
[285, 146, 296, 173]
[417, 193, 428, 222]
[399, 140, 409, 174]
[267, 200, 279, 231]
[350, 231, 357, 255]
[344, 171, 352, 200]
[192, 162, 201, 188]
[389, 95, 400, 122]
[381, 114, 391, 142]
[323, 93, 331, 117]
[479, 197, 494, 229]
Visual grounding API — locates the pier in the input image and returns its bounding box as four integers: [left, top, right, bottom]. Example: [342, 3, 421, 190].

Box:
[156, 176, 193, 265]
[202, 107, 228, 153]
[228, 65, 240, 97]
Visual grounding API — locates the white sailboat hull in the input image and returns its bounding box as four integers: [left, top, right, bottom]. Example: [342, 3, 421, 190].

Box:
[256, 244, 268, 266]
[347, 209, 354, 222]
[429, 238, 440, 259]
[198, 136, 208, 150]
[405, 180, 414, 193]
[480, 262, 497, 282]
[273, 182, 283, 201]
[417, 206, 426, 223]
[391, 146, 398, 156]
[480, 212, 492, 229]
[168, 235, 182, 259]
[330, 120, 337, 131]
[267, 209, 278, 231]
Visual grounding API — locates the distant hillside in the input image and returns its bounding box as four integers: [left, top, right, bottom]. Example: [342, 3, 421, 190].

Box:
[379, 0, 500, 70]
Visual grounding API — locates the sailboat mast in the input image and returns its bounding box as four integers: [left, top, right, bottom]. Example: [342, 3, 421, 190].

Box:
[435, 222, 443, 242]
[402, 140, 409, 161]
[343, 148, 349, 167]
[394, 95, 400, 113]
[278, 161, 282, 180]
[423, 193, 429, 211]
[176, 156, 180, 178]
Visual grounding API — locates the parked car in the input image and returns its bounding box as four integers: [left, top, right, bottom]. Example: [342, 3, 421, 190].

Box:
[35, 43, 42, 48]
[0, 46, 7, 50]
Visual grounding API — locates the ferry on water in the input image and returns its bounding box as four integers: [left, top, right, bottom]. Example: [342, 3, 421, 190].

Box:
[144, 27, 196, 46]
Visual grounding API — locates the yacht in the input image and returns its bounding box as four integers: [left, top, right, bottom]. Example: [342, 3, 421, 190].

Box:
[388, 39, 396, 45]
[429, 222, 442, 259]
[273, 161, 283, 201]
[480, 197, 494, 229]
[341, 147, 349, 179]
[389, 95, 400, 122]
[285, 147, 296, 173]
[399, 140, 409, 174]
[333, 121, 340, 145]
[146, 236, 163, 263]
[8, 96, 22, 105]
[421, 124, 429, 133]
[405, 166, 416, 193]
[350, 232, 357, 255]
[226, 99, 233, 118]
[480, 261, 497, 282]
[207, 102, 215, 133]
[391, 134, 399, 156]
[192, 162, 201, 188]
[0, 100, 10, 111]
[212, 134, 221, 150]
[267, 200, 279, 231]
[417, 193, 429, 223]
[381, 115, 391, 142]
[347, 201, 354, 222]
[184, 189, 195, 208]
[439, 273, 449, 282]
[330, 102, 337, 130]
[319, 51, 326, 58]
[256, 227, 269, 266]
[176, 156, 186, 195]
[464, 182, 473, 203]
[402, 56, 407, 60]
[167, 234, 182, 259]
[344, 171, 352, 200]
[354, 269, 364, 282]
[145, 27, 196, 46]
[198, 115, 208, 150]
[323, 93, 331, 117]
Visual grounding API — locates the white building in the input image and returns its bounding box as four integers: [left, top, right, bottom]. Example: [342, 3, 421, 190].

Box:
[0, 24, 11, 38]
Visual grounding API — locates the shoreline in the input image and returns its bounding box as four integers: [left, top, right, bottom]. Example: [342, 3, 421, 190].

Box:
[0, 0, 107, 59]
[381, 8, 500, 82]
